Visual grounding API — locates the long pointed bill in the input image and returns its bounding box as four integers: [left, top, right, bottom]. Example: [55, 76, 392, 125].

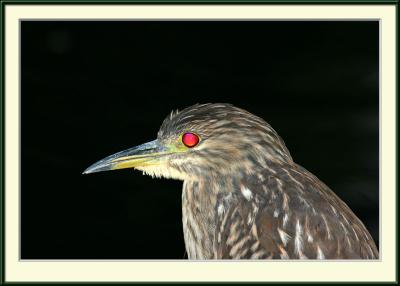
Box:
[83, 140, 170, 174]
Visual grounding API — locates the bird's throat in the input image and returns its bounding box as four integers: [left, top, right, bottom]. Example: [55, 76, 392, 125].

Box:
[181, 179, 223, 259]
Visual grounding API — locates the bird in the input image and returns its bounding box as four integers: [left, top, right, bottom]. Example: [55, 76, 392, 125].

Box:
[83, 103, 378, 259]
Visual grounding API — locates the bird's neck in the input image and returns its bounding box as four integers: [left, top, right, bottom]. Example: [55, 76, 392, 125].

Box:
[181, 178, 234, 259]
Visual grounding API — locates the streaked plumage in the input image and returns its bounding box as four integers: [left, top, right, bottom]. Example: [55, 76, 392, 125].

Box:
[84, 103, 378, 259]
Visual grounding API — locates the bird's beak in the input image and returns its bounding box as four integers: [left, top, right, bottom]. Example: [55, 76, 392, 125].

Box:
[82, 140, 170, 174]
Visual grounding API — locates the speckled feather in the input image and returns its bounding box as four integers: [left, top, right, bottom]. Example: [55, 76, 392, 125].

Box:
[149, 103, 378, 259]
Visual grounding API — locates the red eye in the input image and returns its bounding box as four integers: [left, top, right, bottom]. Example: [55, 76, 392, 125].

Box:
[182, 132, 200, 148]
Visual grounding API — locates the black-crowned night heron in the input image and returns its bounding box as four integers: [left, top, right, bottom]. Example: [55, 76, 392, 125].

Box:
[83, 103, 378, 259]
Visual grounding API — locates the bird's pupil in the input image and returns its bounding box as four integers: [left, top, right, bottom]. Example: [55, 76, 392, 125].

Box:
[182, 132, 199, 148]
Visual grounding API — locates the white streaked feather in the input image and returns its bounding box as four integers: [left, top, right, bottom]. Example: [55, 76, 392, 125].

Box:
[278, 228, 291, 246]
[241, 186, 253, 201]
[317, 246, 325, 259]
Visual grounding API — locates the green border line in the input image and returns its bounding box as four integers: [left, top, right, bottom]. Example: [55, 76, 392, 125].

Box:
[0, 0, 397, 285]
[396, 1, 399, 285]
[0, 0, 399, 4]
[1, 0, 5, 285]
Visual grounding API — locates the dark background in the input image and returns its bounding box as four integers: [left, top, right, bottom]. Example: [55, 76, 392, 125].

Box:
[21, 21, 379, 259]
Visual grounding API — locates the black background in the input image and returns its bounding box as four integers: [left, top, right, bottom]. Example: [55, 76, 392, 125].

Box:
[21, 21, 379, 259]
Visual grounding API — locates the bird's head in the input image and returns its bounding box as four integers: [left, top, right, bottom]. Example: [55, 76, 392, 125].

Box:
[83, 103, 292, 181]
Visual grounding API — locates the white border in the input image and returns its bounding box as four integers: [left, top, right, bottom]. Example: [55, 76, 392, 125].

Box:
[5, 4, 397, 282]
